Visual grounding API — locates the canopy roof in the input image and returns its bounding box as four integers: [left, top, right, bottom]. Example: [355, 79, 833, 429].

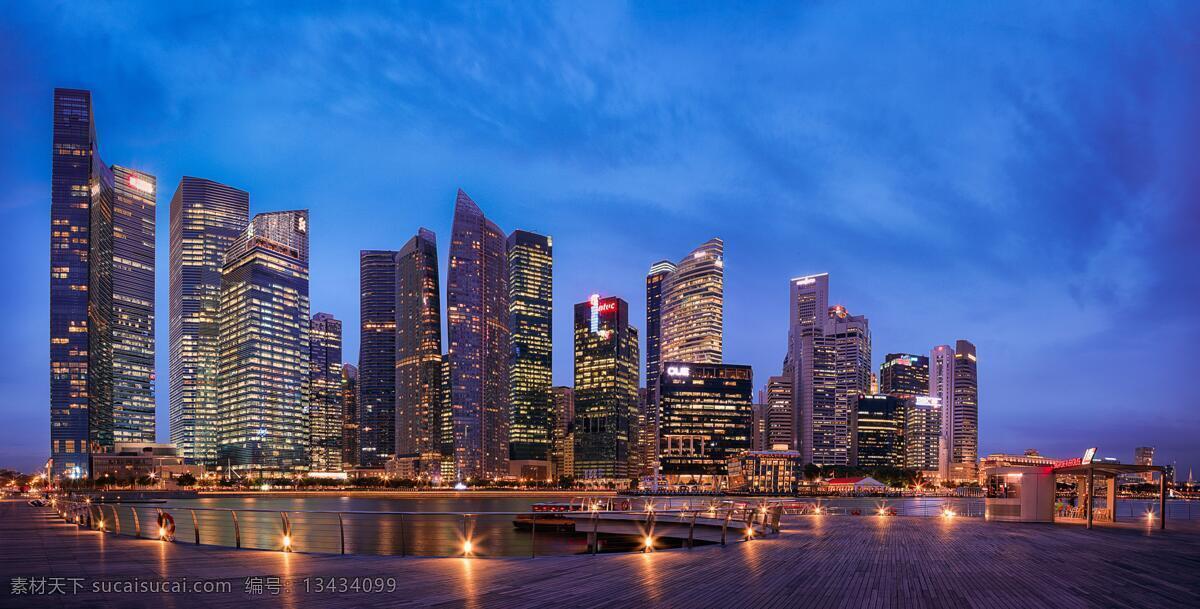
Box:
[1054, 462, 1164, 477]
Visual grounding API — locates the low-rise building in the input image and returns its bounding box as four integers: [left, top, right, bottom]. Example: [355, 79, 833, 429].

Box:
[822, 476, 887, 492]
[92, 443, 203, 484]
[727, 445, 803, 494]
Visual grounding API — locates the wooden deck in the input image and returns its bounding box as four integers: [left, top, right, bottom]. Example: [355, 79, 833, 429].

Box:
[2, 499, 1198, 608]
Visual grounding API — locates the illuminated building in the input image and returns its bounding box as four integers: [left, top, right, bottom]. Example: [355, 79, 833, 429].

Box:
[905, 396, 942, 473]
[216, 210, 310, 473]
[930, 344, 954, 479]
[788, 273, 871, 466]
[573, 295, 640, 483]
[852, 395, 904, 469]
[507, 230, 554, 477]
[727, 447, 804, 494]
[658, 362, 753, 488]
[50, 89, 157, 479]
[309, 313, 343, 471]
[447, 190, 509, 480]
[951, 340, 979, 481]
[751, 402, 768, 452]
[643, 259, 676, 455]
[880, 353, 929, 399]
[765, 374, 793, 449]
[168, 177, 249, 462]
[550, 386, 575, 480]
[1135, 446, 1155, 483]
[660, 239, 724, 365]
[395, 229, 445, 477]
[340, 364, 359, 468]
[358, 249, 398, 467]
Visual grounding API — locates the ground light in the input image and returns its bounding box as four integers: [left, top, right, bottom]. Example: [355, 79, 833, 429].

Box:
[941, 509, 957, 519]
[745, 526, 755, 539]
[643, 536, 654, 551]
[158, 527, 167, 540]
[282, 535, 292, 551]
[97, 519, 105, 531]
[462, 540, 474, 555]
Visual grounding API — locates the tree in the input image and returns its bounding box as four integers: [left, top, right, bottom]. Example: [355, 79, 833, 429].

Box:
[175, 473, 197, 487]
[803, 462, 821, 482]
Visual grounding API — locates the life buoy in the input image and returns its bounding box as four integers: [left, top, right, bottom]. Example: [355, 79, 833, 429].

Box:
[620, 500, 631, 511]
[157, 512, 176, 541]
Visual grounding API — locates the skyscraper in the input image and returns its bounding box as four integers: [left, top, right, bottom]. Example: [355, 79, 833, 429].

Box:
[340, 363, 359, 468]
[880, 353, 929, 399]
[169, 177, 249, 462]
[446, 190, 509, 480]
[550, 386, 575, 480]
[788, 274, 871, 466]
[1135, 446, 1155, 483]
[906, 396, 942, 473]
[309, 313, 343, 471]
[507, 230, 553, 476]
[644, 260, 676, 388]
[659, 238, 724, 365]
[658, 362, 753, 488]
[930, 344, 955, 479]
[852, 394, 904, 469]
[216, 210, 310, 473]
[765, 374, 794, 449]
[573, 295, 640, 482]
[358, 249, 399, 467]
[951, 340, 978, 481]
[395, 229, 445, 476]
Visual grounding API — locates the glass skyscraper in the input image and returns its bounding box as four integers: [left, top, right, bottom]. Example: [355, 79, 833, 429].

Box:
[880, 353, 929, 399]
[168, 177, 249, 462]
[309, 312, 343, 471]
[573, 295, 640, 482]
[340, 363, 359, 468]
[217, 210, 310, 473]
[657, 362, 753, 488]
[507, 230, 553, 474]
[358, 249, 399, 467]
[659, 238, 724, 365]
[951, 340, 978, 481]
[395, 228, 445, 476]
[447, 190, 509, 480]
[852, 394, 904, 468]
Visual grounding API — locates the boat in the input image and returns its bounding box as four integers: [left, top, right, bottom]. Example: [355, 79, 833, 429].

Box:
[513, 501, 579, 531]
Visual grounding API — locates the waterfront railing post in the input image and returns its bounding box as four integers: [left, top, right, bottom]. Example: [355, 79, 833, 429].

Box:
[721, 509, 731, 545]
[590, 511, 598, 555]
[688, 511, 697, 549]
[111, 505, 121, 534]
[399, 513, 406, 557]
[530, 518, 536, 559]
[190, 509, 199, 544]
[337, 513, 345, 555]
[131, 506, 140, 537]
[231, 511, 241, 548]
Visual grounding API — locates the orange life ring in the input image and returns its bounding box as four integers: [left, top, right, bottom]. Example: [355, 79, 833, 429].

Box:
[620, 500, 631, 511]
[157, 512, 176, 540]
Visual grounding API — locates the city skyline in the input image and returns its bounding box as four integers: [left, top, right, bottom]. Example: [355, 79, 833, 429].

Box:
[3, 4, 1198, 474]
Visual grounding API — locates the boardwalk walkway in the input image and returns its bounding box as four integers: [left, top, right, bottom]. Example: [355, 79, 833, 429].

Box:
[1, 499, 1198, 608]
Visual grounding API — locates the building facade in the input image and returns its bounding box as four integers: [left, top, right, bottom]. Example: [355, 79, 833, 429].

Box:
[550, 386, 575, 480]
[765, 374, 794, 450]
[395, 229, 445, 477]
[358, 249, 399, 467]
[905, 396, 942, 473]
[852, 394, 904, 469]
[727, 447, 804, 494]
[659, 238, 724, 365]
[880, 353, 929, 398]
[951, 340, 979, 481]
[930, 344, 955, 479]
[446, 190, 510, 480]
[340, 363, 359, 468]
[309, 313, 343, 471]
[168, 177, 249, 462]
[658, 362, 753, 488]
[507, 230, 554, 474]
[216, 210, 310, 473]
[573, 295, 640, 483]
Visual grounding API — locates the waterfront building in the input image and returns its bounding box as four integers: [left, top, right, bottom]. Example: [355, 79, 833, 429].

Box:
[658, 362, 753, 489]
[216, 210, 310, 473]
[977, 449, 1056, 482]
[1135, 446, 1155, 483]
[395, 229, 445, 478]
[788, 273, 871, 466]
[765, 374, 794, 450]
[851, 394, 904, 469]
[550, 386, 575, 480]
[446, 190, 510, 480]
[358, 249, 399, 467]
[340, 364, 359, 468]
[727, 446, 803, 494]
[91, 443, 203, 484]
[905, 396, 942, 474]
[880, 353, 929, 398]
[930, 344, 954, 479]
[309, 313, 343, 471]
[168, 177, 249, 462]
[644, 259, 677, 444]
[573, 295, 640, 483]
[751, 402, 768, 452]
[659, 238, 724, 365]
[638, 388, 656, 476]
[507, 230, 554, 478]
[951, 340, 979, 481]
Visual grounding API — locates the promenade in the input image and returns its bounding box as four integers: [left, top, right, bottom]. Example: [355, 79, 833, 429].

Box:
[2, 499, 1198, 608]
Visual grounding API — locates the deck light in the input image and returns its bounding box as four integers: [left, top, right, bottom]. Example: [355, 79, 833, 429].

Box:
[463, 540, 474, 555]
[941, 509, 956, 519]
[643, 536, 654, 550]
[282, 534, 292, 551]
[159, 526, 167, 539]
[98, 520, 105, 531]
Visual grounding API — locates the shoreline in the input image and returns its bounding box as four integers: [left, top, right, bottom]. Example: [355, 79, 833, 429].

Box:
[194, 489, 618, 499]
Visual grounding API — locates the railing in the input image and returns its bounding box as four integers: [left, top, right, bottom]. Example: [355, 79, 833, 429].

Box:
[773, 498, 987, 518]
[50, 500, 782, 558]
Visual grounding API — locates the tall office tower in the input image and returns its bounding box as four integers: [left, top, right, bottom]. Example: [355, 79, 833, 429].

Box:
[637, 388, 656, 476]
[905, 396, 942, 473]
[880, 353, 929, 398]
[340, 364, 359, 468]
[358, 249, 399, 467]
[658, 362, 753, 488]
[395, 229, 445, 477]
[751, 402, 769, 452]
[446, 190, 510, 480]
[550, 386, 575, 480]
[50, 88, 102, 479]
[573, 295, 640, 482]
[660, 238, 724, 365]
[168, 177, 249, 462]
[930, 344, 955, 479]
[788, 274, 871, 466]
[507, 230, 554, 477]
[1134, 447, 1155, 483]
[216, 210, 310, 473]
[852, 395, 904, 468]
[765, 374, 794, 449]
[950, 340, 978, 481]
[99, 165, 157, 444]
[644, 260, 676, 426]
[309, 313, 343, 471]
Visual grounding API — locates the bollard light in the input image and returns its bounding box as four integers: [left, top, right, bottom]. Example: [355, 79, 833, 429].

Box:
[643, 536, 654, 550]
[462, 540, 474, 555]
[941, 509, 956, 519]
[159, 526, 167, 539]
[98, 519, 105, 531]
[282, 534, 292, 551]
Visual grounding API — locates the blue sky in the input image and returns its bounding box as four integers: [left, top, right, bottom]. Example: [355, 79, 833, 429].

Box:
[1, 2, 1197, 475]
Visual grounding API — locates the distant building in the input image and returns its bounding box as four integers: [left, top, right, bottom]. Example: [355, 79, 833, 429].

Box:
[727, 446, 803, 494]
[880, 353, 929, 398]
[395, 229, 445, 478]
[507, 230, 554, 477]
[930, 345, 955, 479]
[644, 260, 676, 421]
[309, 313, 343, 471]
[824, 476, 887, 491]
[750, 402, 769, 452]
[216, 210, 310, 473]
[765, 374, 794, 449]
[1135, 447, 1155, 483]
[340, 364, 359, 468]
[358, 249, 399, 467]
[550, 386, 575, 480]
[658, 362, 753, 489]
[92, 443, 203, 484]
[852, 395, 904, 469]
[905, 396, 942, 475]
[573, 295, 639, 483]
[951, 340, 979, 481]
[659, 239, 724, 365]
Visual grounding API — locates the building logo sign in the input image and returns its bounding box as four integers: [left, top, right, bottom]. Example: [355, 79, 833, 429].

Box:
[296, 215, 307, 233]
[589, 294, 617, 335]
[914, 396, 942, 408]
[666, 366, 690, 377]
[1081, 447, 1097, 464]
[127, 174, 154, 195]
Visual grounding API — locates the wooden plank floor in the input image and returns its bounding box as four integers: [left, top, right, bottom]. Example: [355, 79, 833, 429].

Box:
[1, 499, 1198, 608]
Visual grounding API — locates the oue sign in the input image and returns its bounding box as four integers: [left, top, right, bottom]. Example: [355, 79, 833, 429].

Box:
[666, 366, 690, 377]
